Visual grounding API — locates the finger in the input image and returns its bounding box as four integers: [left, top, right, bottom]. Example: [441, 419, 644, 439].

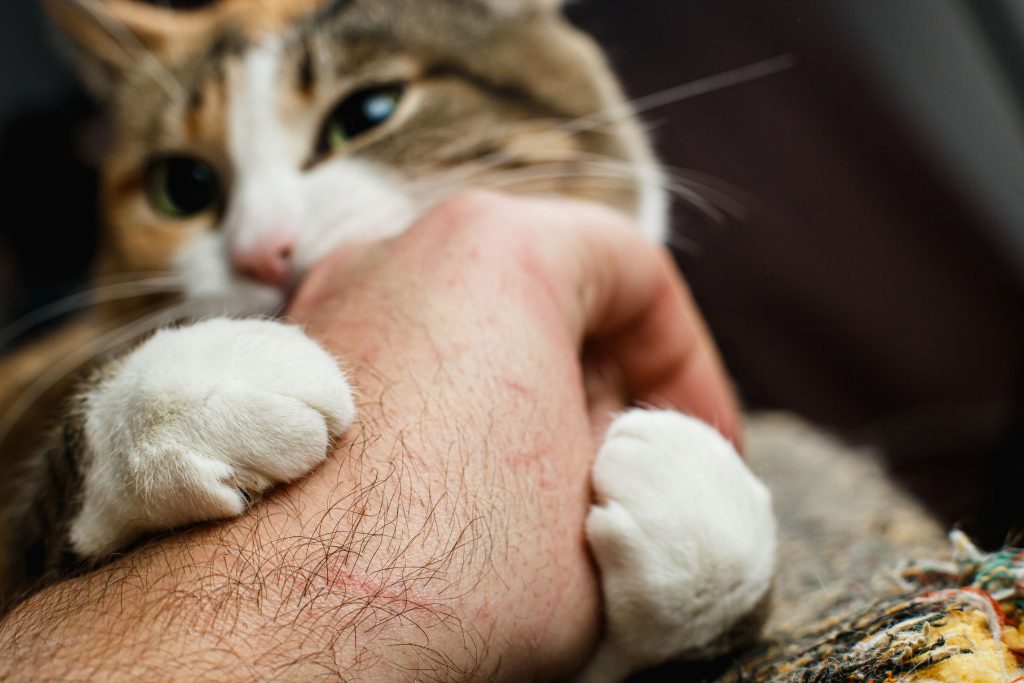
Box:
[564, 206, 743, 449]
[582, 355, 630, 443]
[598, 251, 743, 448]
[288, 240, 381, 320]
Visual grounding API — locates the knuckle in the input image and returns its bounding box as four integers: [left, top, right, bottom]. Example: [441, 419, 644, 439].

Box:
[423, 190, 525, 250]
[433, 189, 507, 226]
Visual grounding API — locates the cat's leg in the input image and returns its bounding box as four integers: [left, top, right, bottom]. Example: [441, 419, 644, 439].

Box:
[575, 409, 776, 683]
[67, 318, 355, 558]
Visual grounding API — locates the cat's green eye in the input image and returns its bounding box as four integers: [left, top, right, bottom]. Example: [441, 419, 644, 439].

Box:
[319, 85, 405, 153]
[144, 156, 220, 219]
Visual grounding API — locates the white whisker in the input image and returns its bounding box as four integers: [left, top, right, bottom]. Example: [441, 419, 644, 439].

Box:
[566, 155, 746, 221]
[480, 165, 725, 223]
[0, 277, 182, 352]
[662, 230, 703, 257]
[0, 304, 185, 452]
[542, 55, 798, 148]
[414, 55, 796, 174]
[404, 151, 731, 226]
[603, 55, 796, 124]
[73, 0, 187, 102]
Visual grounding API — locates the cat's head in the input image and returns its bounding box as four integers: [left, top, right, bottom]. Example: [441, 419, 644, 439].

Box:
[46, 0, 666, 315]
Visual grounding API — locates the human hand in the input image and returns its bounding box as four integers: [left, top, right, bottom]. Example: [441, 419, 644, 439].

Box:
[292, 191, 741, 445]
[286, 191, 742, 678]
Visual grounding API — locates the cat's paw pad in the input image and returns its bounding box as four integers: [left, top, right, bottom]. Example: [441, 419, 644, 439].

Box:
[70, 318, 355, 557]
[579, 409, 775, 681]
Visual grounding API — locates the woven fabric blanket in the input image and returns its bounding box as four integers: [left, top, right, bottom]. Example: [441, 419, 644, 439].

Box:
[644, 415, 1022, 683]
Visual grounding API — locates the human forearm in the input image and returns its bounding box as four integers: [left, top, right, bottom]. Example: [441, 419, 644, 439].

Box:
[0, 214, 602, 681]
[0, 370, 590, 681]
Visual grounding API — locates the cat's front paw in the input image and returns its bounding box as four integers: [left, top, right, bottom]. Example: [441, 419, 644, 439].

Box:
[577, 409, 776, 683]
[69, 318, 355, 557]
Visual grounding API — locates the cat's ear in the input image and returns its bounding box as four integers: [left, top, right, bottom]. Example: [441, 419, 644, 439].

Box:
[42, 0, 207, 99]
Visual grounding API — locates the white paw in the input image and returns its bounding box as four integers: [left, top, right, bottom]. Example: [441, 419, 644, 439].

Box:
[577, 409, 776, 683]
[70, 318, 355, 557]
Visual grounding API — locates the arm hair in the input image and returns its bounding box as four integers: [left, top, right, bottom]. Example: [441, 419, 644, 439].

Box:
[0, 417, 496, 682]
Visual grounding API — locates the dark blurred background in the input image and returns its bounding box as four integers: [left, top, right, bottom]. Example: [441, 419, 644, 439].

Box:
[2, 1, 1022, 545]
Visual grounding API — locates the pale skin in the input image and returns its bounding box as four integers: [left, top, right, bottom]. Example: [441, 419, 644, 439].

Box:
[0, 192, 740, 681]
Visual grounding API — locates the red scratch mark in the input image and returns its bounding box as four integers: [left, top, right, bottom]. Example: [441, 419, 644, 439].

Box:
[503, 380, 531, 396]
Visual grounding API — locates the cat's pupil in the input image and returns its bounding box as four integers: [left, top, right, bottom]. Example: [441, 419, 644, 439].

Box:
[320, 85, 404, 154]
[145, 157, 219, 219]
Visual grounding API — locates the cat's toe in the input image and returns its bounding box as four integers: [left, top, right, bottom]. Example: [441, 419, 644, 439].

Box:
[580, 409, 776, 681]
[199, 386, 336, 485]
[69, 318, 356, 558]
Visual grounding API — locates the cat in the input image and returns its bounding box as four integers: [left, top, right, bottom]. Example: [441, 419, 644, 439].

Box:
[0, 1, 776, 680]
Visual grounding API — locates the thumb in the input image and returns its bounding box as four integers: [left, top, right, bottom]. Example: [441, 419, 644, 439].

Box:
[559, 203, 743, 448]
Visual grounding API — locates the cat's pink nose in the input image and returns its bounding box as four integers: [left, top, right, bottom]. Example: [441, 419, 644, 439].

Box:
[232, 235, 295, 289]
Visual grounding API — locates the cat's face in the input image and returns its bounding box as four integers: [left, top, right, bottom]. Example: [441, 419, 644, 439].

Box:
[49, 0, 665, 315]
